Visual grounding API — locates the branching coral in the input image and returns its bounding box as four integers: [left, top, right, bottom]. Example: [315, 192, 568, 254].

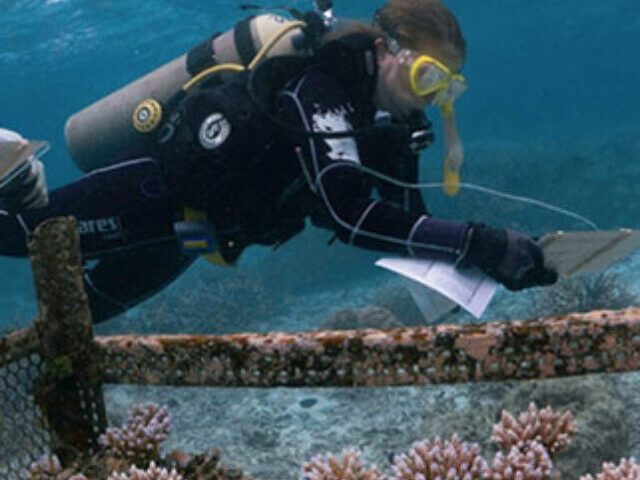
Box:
[491, 402, 576, 454]
[99, 403, 171, 466]
[302, 449, 385, 480]
[25, 400, 640, 480]
[28, 454, 62, 479]
[166, 446, 245, 480]
[107, 461, 183, 480]
[27, 454, 88, 480]
[580, 458, 640, 480]
[389, 434, 488, 480]
[487, 441, 553, 480]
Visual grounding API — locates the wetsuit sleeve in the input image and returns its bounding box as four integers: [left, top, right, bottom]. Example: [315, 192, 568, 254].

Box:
[277, 71, 469, 262]
[369, 130, 429, 215]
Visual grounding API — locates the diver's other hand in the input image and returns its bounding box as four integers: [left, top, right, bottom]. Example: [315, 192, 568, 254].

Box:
[458, 223, 558, 291]
[0, 156, 49, 210]
[0, 128, 49, 211]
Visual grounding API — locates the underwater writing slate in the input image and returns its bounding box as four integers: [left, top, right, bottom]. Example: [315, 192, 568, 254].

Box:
[539, 229, 640, 277]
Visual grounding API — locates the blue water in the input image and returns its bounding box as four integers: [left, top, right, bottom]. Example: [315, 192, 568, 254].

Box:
[1, 0, 640, 330]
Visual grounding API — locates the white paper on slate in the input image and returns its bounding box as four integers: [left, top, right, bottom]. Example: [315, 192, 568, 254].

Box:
[375, 257, 498, 321]
[403, 279, 458, 323]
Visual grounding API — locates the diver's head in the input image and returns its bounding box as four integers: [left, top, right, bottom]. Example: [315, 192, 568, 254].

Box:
[372, 0, 466, 120]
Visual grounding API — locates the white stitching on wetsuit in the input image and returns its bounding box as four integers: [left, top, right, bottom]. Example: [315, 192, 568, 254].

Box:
[282, 76, 462, 257]
[349, 200, 379, 245]
[407, 214, 428, 257]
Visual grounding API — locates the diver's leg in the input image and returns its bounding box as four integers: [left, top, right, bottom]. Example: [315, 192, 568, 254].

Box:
[0, 157, 180, 257]
[83, 239, 195, 323]
[0, 157, 196, 322]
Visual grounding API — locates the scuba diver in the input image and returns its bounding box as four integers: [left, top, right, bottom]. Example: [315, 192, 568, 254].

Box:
[0, 0, 557, 324]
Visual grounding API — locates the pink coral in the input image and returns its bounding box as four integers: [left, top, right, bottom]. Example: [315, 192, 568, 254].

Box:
[28, 454, 62, 479]
[491, 402, 576, 454]
[99, 403, 171, 465]
[487, 441, 553, 480]
[389, 434, 488, 480]
[108, 461, 183, 480]
[580, 458, 640, 480]
[302, 449, 385, 480]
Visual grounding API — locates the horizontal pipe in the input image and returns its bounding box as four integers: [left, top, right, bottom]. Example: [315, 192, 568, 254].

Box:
[0, 326, 39, 367]
[94, 308, 640, 387]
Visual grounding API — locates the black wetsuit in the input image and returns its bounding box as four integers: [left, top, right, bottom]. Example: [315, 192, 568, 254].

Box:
[0, 34, 469, 322]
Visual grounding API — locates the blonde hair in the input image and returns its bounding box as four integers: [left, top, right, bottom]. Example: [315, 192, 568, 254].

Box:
[374, 0, 466, 57]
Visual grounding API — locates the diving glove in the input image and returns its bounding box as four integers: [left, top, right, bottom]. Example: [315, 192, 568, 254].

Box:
[0, 128, 49, 211]
[457, 223, 558, 291]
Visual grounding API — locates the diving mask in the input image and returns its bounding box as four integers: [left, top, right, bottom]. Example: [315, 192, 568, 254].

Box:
[386, 37, 467, 105]
[398, 50, 468, 105]
[388, 38, 467, 196]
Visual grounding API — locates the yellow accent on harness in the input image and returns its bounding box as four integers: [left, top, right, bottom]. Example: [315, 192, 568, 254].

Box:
[183, 239, 211, 249]
[183, 207, 230, 266]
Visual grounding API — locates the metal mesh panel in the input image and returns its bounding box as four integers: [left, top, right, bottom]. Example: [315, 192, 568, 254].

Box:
[77, 379, 108, 452]
[0, 348, 51, 480]
[0, 217, 107, 478]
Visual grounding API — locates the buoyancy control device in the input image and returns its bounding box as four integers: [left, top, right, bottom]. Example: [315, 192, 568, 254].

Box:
[64, 5, 334, 172]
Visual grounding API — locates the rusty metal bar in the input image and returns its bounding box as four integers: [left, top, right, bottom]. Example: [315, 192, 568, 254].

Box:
[28, 216, 106, 461]
[0, 325, 39, 367]
[95, 308, 640, 387]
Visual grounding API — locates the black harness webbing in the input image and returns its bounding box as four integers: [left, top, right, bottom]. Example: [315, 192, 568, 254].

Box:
[186, 32, 222, 76]
[234, 16, 259, 66]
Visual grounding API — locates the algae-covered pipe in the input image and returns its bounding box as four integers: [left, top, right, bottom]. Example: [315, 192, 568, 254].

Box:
[28, 217, 106, 460]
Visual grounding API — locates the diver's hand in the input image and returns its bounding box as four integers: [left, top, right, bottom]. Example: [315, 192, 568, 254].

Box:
[0, 128, 49, 211]
[0, 155, 49, 211]
[457, 223, 558, 291]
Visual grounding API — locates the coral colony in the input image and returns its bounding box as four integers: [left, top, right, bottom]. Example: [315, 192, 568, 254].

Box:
[99, 403, 172, 466]
[25, 401, 640, 480]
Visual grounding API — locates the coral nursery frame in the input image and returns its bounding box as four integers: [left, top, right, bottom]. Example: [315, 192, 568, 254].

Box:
[3, 216, 640, 479]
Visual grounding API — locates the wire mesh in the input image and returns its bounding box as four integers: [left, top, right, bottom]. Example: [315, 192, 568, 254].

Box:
[0, 344, 51, 480]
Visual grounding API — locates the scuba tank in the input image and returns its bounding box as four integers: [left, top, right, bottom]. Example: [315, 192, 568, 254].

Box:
[65, 12, 321, 172]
